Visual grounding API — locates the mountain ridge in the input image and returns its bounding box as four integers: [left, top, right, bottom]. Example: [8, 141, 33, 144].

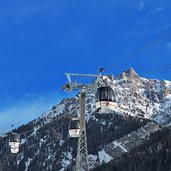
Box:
[0, 68, 171, 171]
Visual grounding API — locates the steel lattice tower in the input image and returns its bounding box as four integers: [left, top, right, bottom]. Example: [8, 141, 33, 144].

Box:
[62, 73, 98, 171]
[75, 91, 89, 171]
[62, 71, 123, 171]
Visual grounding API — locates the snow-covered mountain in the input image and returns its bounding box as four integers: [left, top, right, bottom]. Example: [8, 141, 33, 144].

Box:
[112, 68, 171, 124]
[0, 68, 171, 171]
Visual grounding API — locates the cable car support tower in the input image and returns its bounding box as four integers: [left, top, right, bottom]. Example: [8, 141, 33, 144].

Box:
[62, 73, 98, 171]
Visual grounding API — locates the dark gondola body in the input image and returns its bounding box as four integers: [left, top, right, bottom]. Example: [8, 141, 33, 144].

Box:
[9, 133, 20, 154]
[96, 86, 116, 113]
[68, 119, 80, 138]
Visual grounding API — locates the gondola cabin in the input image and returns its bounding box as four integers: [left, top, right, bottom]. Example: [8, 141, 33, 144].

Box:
[9, 133, 20, 154]
[96, 86, 116, 113]
[68, 119, 80, 138]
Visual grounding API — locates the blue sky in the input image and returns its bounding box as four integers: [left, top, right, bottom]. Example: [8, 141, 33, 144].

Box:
[0, 0, 171, 131]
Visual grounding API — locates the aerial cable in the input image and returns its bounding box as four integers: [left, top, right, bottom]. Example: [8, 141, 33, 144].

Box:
[106, 33, 171, 71]
[7, 88, 65, 132]
[17, 106, 79, 137]
[0, 87, 79, 141]
[0, 88, 63, 137]
[0, 106, 79, 144]
[141, 63, 171, 76]
[0, 128, 7, 135]
[12, 103, 42, 129]
[0, 102, 46, 136]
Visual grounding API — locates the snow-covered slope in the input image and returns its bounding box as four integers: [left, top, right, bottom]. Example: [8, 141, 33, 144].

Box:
[0, 68, 171, 171]
[29, 67, 171, 127]
[112, 68, 171, 124]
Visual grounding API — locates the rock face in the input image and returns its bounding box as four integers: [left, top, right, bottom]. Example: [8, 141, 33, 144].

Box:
[114, 68, 171, 124]
[0, 68, 171, 171]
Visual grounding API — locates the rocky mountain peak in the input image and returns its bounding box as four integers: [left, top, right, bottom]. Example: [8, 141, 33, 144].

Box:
[116, 68, 142, 85]
[124, 68, 140, 81]
[126, 67, 138, 78]
[117, 67, 138, 79]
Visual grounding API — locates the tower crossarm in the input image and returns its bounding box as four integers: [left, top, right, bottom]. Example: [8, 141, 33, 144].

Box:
[62, 72, 98, 92]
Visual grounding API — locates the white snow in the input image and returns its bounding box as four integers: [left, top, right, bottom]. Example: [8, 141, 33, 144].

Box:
[165, 95, 171, 106]
[41, 104, 65, 124]
[59, 140, 64, 146]
[113, 141, 128, 153]
[61, 159, 71, 168]
[20, 138, 26, 145]
[25, 158, 32, 171]
[154, 115, 165, 124]
[60, 151, 72, 171]
[98, 149, 113, 163]
[141, 128, 150, 136]
[89, 154, 97, 161]
[65, 151, 72, 160]
[155, 82, 162, 92]
[141, 77, 149, 81]
[30, 126, 40, 137]
[39, 138, 48, 148]
[17, 153, 24, 165]
[164, 80, 171, 87]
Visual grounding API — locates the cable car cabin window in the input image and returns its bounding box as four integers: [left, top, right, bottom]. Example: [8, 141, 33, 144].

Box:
[70, 120, 80, 129]
[96, 87, 115, 102]
[96, 88, 101, 102]
[100, 87, 108, 101]
[108, 87, 115, 102]
[10, 134, 20, 142]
